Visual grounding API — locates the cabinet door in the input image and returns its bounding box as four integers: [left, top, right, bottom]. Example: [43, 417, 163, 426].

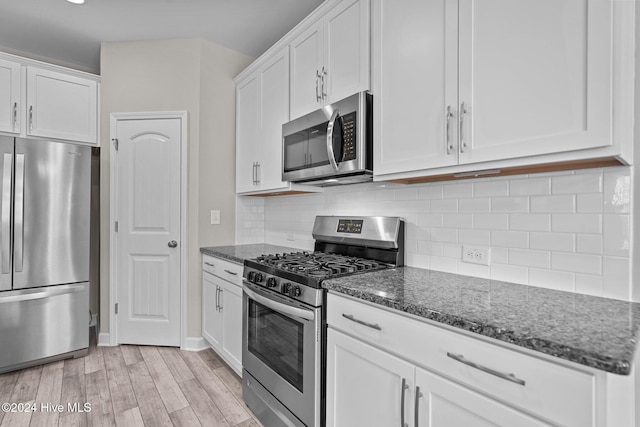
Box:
[236, 74, 260, 193]
[372, 0, 459, 177]
[26, 67, 97, 144]
[0, 59, 21, 135]
[290, 21, 324, 119]
[415, 367, 551, 427]
[258, 48, 290, 191]
[220, 282, 243, 375]
[458, 0, 612, 164]
[326, 329, 415, 427]
[202, 272, 223, 350]
[324, 0, 370, 104]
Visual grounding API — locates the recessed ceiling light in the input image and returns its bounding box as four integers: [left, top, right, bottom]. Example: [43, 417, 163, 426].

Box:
[66, 0, 85, 4]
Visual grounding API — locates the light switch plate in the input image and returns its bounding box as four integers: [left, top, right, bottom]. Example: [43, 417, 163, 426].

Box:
[210, 210, 221, 225]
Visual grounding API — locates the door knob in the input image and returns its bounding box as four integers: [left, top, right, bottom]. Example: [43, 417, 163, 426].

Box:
[168, 240, 178, 248]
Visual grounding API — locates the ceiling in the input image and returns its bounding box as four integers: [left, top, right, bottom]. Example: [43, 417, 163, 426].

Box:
[0, 0, 325, 74]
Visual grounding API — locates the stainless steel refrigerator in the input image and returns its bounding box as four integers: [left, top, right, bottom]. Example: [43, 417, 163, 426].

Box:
[0, 136, 90, 373]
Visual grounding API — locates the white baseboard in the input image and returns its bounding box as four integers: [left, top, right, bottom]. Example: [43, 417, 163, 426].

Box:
[182, 336, 208, 351]
[98, 332, 112, 346]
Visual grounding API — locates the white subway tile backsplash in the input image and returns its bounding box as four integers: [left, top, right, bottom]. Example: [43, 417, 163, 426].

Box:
[240, 166, 631, 300]
[530, 232, 575, 252]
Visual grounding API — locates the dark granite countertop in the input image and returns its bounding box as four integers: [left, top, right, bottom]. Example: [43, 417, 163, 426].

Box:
[200, 244, 303, 264]
[323, 267, 640, 375]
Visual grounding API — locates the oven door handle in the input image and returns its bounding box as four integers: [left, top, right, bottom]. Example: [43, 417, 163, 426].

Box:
[244, 286, 315, 322]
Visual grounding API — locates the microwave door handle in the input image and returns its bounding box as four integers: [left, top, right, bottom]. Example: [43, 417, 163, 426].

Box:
[326, 108, 340, 172]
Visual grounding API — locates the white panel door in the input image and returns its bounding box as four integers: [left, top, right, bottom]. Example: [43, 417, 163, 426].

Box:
[458, 0, 612, 164]
[326, 329, 415, 427]
[116, 117, 181, 346]
[236, 74, 260, 193]
[373, 0, 459, 177]
[324, 0, 370, 104]
[26, 67, 97, 144]
[415, 367, 551, 427]
[258, 48, 289, 190]
[0, 59, 21, 135]
[290, 21, 324, 119]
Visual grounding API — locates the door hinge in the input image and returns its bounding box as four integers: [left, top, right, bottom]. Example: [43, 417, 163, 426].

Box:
[112, 138, 119, 151]
[115, 303, 119, 314]
[115, 221, 118, 232]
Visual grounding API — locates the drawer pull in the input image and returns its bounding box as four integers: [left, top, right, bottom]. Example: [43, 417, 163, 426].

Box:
[224, 269, 238, 276]
[447, 352, 526, 386]
[342, 313, 382, 331]
[204, 262, 215, 267]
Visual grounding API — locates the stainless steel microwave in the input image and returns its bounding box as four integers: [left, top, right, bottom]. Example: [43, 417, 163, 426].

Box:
[282, 92, 372, 186]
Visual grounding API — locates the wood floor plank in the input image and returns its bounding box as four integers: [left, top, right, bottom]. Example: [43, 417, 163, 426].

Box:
[103, 346, 137, 416]
[197, 348, 224, 370]
[114, 406, 144, 427]
[180, 351, 251, 426]
[0, 365, 42, 427]
[29, 361, 64, 427]
[138, 346, 188, 413]
[59, 357, 88, 427]
[0, 371, 20, 425]
[127, 361, 172, 427]
[234, 419, 261, 427]
[213, 366, 243, 404]
[157, 347, 194, 384]
[85, 368, 116, 427]
[168, 406, 202, 427]
[177, 378, 229, 427]
[84, 345, 105, 375]
[119, 346, 143, 367]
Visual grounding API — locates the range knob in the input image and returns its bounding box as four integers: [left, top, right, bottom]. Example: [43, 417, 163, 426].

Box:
[266, 277, 278, 288]
[247, 271, 256, 282]
[292, 285, 302, 297]
[281, 282, 292, 294]
[254, 273, 264, 283]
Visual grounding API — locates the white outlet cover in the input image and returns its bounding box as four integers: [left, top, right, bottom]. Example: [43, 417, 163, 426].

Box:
[462, 245, 490, 266]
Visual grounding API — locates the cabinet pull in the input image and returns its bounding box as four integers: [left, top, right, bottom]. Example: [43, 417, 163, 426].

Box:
[400, 378, 408, 427]
[445, 105, 454, 155]
[224, 269, 238, 276]
[204, 262, 215, 267]
[316, 70, 322, 102]
[252, 162, 256, 185]
[446, 352, 526, 386]
[28, 105, 33, 131]
[218, 287, 223, 311]
[341, 313, 382, 331]
[12, 103, 17, 131]
[414, 386, 423, 427]
[459, 102, 467, 153]
[255, 162, 260, 185]
[215, 286, 220, 311]
[321, 66, 327, 100]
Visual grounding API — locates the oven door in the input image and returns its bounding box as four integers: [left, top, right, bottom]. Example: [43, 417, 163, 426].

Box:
[242, 281, 321, 427]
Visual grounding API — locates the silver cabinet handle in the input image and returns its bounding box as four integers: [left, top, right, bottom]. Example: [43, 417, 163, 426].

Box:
[341, 313, 382, 331]
[445, 105, 454, 155]
[255, 162, 260, 185]
[400, 378, 408, 427]
[28, 106, 33, 131]
[218, 287, 223, 311]
[459, 102, 467, 153]
[326, 108, 341, 172]
[252, 162, 256, 185]
[12, 103, 17, 131]
[321, 66, 327, 100]
[168, 240, 178, 248]
[14, 154, 24, 272]
[446, 352, 526, 386]
[224, 269, 238, 276]
[315, 70, 321, 102]
[414, 386, 423, 427]
[204, 262, 215, 267]
[215, 285, 220, 311]
[1, 154, 11, 274]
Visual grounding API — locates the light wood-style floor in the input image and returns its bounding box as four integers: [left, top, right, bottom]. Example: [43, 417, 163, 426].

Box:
[0, 344, 264, 427]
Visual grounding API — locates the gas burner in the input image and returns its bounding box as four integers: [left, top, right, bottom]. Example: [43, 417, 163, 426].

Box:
[254, 251, 385, 279]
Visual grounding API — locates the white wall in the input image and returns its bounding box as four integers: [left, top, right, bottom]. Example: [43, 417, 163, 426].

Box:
[237, 166, 633, 300]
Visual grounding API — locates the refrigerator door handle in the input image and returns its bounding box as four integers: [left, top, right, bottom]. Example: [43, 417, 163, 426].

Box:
[1, 153, 11, 275]
[14, 154, 24, 273]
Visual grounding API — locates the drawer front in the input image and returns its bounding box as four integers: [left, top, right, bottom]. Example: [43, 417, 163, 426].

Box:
[202, 254, 243, 286]
[327, 293, 596, 427]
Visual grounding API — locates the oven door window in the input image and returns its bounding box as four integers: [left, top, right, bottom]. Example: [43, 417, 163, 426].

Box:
[247, 298, 304, 392]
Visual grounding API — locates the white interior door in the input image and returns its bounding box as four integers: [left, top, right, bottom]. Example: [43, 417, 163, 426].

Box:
[114, 116, 182, 346]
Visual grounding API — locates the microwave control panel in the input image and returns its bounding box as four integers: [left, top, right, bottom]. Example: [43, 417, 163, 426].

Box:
[342, 112, 357, 161]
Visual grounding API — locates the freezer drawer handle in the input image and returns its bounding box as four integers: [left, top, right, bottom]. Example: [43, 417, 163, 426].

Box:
[0, 283, 86, 304]
[1, 153, 11, 275]
[14, 154, 24, 272]
[446, 352, 526, 386]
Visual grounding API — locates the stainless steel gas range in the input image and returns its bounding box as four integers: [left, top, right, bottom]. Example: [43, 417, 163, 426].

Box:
[242, 216, 405, 427]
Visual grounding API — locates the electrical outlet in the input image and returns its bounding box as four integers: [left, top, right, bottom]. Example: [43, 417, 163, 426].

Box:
[210, 210, 221, 225]
[462, 245, 491, 266]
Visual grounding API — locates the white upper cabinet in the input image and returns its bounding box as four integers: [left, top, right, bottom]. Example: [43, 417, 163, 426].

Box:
[0, 58, 21, 135]
[374, 0, 633, 181]
[236, 73, 260, 194]
[26, 67, 98, 145]
[290, 0, 370, 119]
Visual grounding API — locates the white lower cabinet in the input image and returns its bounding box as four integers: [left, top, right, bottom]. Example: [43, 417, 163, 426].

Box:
[325, 293, 625, 427]
[201, 255, 243, 375]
